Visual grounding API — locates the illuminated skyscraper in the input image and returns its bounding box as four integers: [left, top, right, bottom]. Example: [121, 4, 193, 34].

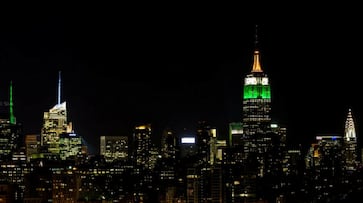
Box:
[133, 124, 152, 168]
[59, 132, 83, 160]
[100, 135, 128, 162]
[344, 108, 358, 170]
[0, 81, 22, 161]
[242, 27, 271, 136]
[9, 81, 15, 124]
[161, 128, 178, 159]
[230, 26, 284, 203]
[40, 71, 73, 154]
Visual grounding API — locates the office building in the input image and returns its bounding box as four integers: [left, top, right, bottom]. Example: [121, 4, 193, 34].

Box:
[40, 72, 73, 155]
[100, 136, 128, 162]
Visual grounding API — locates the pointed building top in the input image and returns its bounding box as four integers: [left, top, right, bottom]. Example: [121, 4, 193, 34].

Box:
[345, 108, 356, 142]
[251, 25, 263, 73]
[254, 24, 259, 49]
[9, 80, 15, 124]
[58, 71, 61, 105]
[251, 50, 263, 73]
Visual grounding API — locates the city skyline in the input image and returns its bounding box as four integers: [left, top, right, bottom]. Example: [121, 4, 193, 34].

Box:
[1, 10, 363, 153]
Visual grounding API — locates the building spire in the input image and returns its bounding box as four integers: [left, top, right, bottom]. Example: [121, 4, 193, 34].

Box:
[254, 24, 259, 49]
[9, 80, 15, 124]
[58, 71, 61, 105]
[251, 24, 263, 73]
[345, 108, 356, 142]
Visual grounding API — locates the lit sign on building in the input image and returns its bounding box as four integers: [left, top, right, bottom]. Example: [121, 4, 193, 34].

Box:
[181, 137, 195, 144]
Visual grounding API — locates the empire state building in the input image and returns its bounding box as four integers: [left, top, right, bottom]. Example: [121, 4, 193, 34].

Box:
[242, 43, 272, 136]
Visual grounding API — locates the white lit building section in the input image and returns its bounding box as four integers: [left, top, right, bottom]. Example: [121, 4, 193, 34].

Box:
[181, 137, 195, 144]
[344, 108, 358, 170]
[344, 109, 356, 142]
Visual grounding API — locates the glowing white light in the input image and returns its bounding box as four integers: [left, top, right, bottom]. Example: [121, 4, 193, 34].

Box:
[181, 137, 195, 144]
[245, 77, 257, 85]
[231, 129, 243, 134]
[262, 77, 269, 85]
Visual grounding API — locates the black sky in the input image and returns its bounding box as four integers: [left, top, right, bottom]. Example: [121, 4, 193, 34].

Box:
[1, 5, 363, 153]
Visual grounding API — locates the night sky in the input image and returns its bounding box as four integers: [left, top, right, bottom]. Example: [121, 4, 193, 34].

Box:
[1, 6, 362, 153]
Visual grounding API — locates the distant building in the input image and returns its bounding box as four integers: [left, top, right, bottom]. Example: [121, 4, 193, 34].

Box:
[0, 81, 22, 162]
[161, 128, 178, 159]
[228, 122, 243, 147]
[132, 124, 152, 169]
[343, 108, 358, 171]
[180, 135, 197, 158]
[25, 134, 40, 162]
[242, 45, 271, 136]
[100, 135, 128, 162]
[0, 119, 22, 161]
[227, 26, 284, 203]
[40, 101, 72, 154]
[40, 72, 73, 156]
[306, 134, 344, 174]
[196, 121, 215, 165]
[59, 132, 83, 160]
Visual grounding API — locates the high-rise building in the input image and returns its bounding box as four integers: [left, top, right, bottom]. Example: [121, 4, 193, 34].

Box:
[161, 128, 178, 159]
[180, 135, 197, 158]
[229, 26, 286, 202]
[25, 134, 40, 162]
[59, 132, 83, 160]
[228, 122, 243, 147]
[307, 134, 344, 172]
[100, 135, 128, 162]
[196, 121, 215, 165]
[343, 108, 358, 170]
[0, 81, 22, 161]
[132, 124, 152, 168]
[40, 71, 73, 155]
[131, 124, 153, 200]
[242, 30, 271, 136]
[158, 128, 178, 187]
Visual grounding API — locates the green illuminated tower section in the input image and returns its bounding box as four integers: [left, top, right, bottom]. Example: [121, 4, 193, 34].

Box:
[242, 49, 272, 135]
[9, 81, 16, 124]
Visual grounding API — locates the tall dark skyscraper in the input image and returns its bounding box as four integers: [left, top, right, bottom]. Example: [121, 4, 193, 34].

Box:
[242, 28, 271, 136]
